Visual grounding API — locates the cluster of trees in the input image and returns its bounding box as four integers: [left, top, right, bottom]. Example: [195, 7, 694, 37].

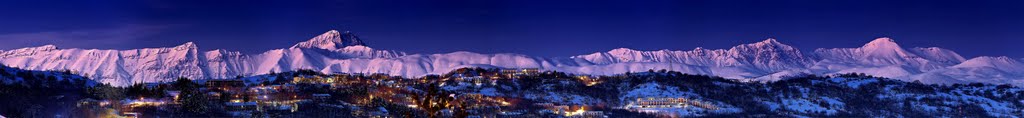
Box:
[78, 77, 227, 117]
[0, 65, 92, 117]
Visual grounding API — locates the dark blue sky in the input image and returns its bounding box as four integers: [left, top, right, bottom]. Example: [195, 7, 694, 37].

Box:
[1, 0, 1022, 58]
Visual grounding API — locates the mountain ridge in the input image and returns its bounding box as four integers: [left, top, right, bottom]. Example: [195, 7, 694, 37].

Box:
[1, 30, 1020, 86]
[290, 30, 368, 50]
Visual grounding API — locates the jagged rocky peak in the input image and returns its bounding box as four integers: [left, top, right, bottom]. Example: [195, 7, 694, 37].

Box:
[35, 44, 58, 49]
[977, 56, 1017, 62]
[291, 30, 368, 50]
[734, 38, 798, 50]
[204, 49, 244, 57]
[24, 44, 58, 51]
[756, 38, 782, 45]
[729, 38, 807, 61]
[2, 44, 58, 54]
[608, 48, 639, 53]
[0, 44, 58, 58]
[730, 38, 813, 68]
[168, 42, 199, 51]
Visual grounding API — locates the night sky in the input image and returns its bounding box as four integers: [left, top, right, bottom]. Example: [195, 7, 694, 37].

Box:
[1, 0, 1023, 58]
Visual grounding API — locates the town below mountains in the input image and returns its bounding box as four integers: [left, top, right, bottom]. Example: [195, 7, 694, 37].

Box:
[0, 30, 1022, 87]
[0, 63, 1021, 117]
[0, 30, 1022, 117]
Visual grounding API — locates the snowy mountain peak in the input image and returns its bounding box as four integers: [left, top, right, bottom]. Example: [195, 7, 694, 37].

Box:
[693, 47, 705, 50]
[9, 44, 58, 52]
[857, 37, 919, 58]
[909, 47, 967, 64]
[954, 56, 1024, 69]
[32, 45, 58, 50]
[177, 42, 197, 48]
[171, 42, 199, 51]
[0, 44, 59, 58]
[969, 56, 1015, 62]
[608, 48, 639, 53]
[738, 38, 795, 50]
[862, 37, 899, 49]
[291, 30, 367, 50]
[758, 38, 781, 44]
[728, 38, 813, 71]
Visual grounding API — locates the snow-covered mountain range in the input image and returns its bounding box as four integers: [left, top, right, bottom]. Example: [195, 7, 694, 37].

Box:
[1, 30, 1021, 86]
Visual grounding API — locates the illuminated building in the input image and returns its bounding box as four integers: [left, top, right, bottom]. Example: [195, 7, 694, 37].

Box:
[501, 68, 540, 77]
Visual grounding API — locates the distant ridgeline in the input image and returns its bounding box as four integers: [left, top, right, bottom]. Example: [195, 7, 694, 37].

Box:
[0, 66, 1020, 117]
[3, 30, 1023, 87]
